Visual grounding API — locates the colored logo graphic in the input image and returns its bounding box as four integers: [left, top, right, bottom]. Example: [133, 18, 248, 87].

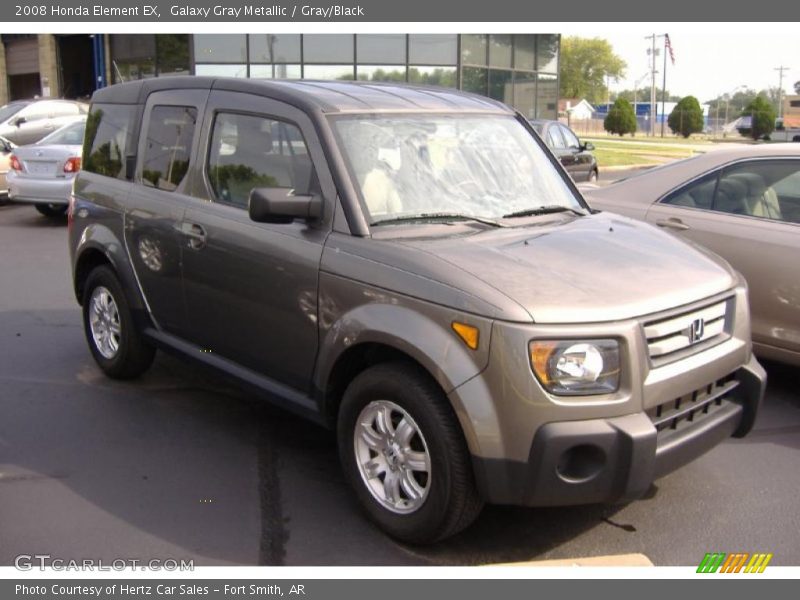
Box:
[697, 552, 773, 573]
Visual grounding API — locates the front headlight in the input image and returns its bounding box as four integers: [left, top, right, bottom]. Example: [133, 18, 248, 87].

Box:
[529, 339, 620, 396]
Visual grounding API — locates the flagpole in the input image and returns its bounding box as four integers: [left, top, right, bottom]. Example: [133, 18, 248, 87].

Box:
[660, 35, 668, 137]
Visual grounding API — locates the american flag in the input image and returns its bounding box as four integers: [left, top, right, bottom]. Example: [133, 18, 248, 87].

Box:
[665, 34, 675, 65]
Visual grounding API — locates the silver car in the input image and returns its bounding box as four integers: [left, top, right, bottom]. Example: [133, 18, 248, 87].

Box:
[0, 99, 88, 146]
[7, 117, 86, 218]
[582, 144, 800, 366]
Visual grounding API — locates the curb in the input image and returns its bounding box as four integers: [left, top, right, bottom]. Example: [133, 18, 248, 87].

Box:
[490, 553, 654, 567]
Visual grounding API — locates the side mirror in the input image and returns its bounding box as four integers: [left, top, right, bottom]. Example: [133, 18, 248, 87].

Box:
[582, 142, 595, 151]
[249, 187, 322, 224]
[13, 116, 26, 127]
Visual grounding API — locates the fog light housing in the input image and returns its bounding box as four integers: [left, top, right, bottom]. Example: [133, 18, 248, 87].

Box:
[530, 339, 620, 396]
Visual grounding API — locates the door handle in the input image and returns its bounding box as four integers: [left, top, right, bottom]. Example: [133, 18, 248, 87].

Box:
[179, 222, 207, 250]
[656, 218, 690, 231]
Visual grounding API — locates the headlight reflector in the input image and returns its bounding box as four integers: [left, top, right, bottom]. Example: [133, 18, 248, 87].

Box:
[529, 339, 620, 396]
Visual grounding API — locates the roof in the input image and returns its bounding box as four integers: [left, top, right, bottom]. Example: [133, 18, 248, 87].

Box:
[91, 77, 513, 115]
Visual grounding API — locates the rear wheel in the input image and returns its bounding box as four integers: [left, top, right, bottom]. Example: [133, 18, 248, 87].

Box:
[82, 266, 155, 379]
[338, 362, 483, 544]
[35, 203, 68, 218]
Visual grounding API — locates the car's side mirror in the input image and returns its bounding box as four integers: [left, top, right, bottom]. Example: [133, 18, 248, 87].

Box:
[249, 187, 322, 224]
[13, 117, 26, 127]
[582, 142, 595, 151]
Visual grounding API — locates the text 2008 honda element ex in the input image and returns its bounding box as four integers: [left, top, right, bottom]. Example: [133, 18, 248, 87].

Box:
[69, 78, 765, 543]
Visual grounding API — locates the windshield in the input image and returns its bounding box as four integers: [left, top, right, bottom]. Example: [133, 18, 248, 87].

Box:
[0, 101, 29, 123]
[333, 114, 582, 224]
[38, 120, 86, 146]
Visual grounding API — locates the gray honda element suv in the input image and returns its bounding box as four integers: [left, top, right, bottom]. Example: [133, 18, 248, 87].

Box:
[69, 78, 765, 544]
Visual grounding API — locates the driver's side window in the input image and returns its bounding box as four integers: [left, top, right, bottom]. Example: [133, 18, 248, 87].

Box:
[207, 112, 312, 209]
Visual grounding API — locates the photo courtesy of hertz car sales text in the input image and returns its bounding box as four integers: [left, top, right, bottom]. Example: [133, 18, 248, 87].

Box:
[69, 77, 766, 544]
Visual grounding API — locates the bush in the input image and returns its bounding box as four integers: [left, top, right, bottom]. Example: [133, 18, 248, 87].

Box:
[741, 96, 777, 140]
[668, 96, 705, 138]
[604, 98, 637, 136]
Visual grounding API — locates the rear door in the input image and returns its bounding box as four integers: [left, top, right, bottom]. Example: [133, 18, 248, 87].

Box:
[179, 90, 334, 391]
[645, 158, 800, 356]
[124, 89, 209, 334]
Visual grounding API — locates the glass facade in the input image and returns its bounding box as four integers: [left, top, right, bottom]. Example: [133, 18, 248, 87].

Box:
[109, 34, 559, 119]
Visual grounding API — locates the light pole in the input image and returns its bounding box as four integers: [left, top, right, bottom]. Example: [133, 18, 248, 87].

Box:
[775, 66, 789, 119]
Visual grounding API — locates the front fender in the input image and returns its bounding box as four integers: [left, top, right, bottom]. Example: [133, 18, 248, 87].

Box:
[315, 301, 492, 396]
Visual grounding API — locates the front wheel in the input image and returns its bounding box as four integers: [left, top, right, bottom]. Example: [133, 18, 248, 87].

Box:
[587, 169, 598, 183]
[338, 362, 483, 544]
[35, 203, 68, 218]
[82, 266, 155, 379]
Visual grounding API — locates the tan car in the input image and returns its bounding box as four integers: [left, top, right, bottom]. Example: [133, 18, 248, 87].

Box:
[583, 144, 800, 366]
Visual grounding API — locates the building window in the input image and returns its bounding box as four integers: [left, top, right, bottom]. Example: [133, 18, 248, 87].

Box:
[248, 34, 301, 63]
[194, 64, 247, 78]
[110, 35, 190, 82]
[408, 66, 457, 88]
[408, 34, 457, 65]
[357, 65, 407, 83]
[536, 73, 558, 119]
[461, 66, 488, 95]
[488, 35, 512, 69]
[193, 34, 247, 63]
[461, 35, 487, 66]
[356, 35, 406, 64]
[513, 35, 536, 72]
[303, 64, 355, 80]
[156, 35, 190, 76]
[250, 64, 302, 79]
[303, 34, 354, 64]
[512, 72, 537, 118]
[537, 34, 559, 73]
[488, 69, 513, 105]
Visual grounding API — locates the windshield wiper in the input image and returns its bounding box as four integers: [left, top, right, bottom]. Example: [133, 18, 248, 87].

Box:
[372, 212, 506, 227]
[503, 205, 586, 219]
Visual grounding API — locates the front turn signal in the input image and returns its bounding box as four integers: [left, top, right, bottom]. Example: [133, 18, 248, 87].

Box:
[452, 322, 479, 350]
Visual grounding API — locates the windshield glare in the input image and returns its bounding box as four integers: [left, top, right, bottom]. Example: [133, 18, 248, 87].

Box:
[334, 114, 582, 224]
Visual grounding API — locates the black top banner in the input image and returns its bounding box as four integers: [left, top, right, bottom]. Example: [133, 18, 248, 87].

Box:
[3, 0, 800, 21]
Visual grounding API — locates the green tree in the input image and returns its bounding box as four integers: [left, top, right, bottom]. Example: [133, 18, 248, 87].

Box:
[668, 96, 705, 138]
[604, 98, 637, 136]
[741, 95, 777, 140]
[559, 37, 626, 104]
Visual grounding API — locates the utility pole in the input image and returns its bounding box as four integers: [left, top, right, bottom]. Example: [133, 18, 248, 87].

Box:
[645, 34, 664, 136]
[775, 65, 789, 119]
[660, 35, 668, 137]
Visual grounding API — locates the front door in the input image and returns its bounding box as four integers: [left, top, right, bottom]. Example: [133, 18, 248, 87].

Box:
[179, 90, 334, 392]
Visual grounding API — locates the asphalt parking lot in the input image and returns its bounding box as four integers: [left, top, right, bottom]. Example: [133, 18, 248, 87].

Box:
[1, 201, 798, 567]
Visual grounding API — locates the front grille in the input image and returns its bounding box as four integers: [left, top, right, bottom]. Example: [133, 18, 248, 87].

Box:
[643, 298, 730, 364]
[646, 373, 739, 436]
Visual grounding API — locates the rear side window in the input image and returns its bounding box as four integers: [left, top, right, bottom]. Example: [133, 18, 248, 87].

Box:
[207, 112, 313, 209]
[141, 105, 197, 192]
[661, 172, 717, 210]
[83, 103, 135, 179]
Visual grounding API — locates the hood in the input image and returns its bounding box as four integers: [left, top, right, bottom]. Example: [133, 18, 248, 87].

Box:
[393, 212, 736, 323]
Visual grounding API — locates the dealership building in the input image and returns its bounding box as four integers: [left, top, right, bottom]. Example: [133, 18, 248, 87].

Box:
[0, 34, 560, 119]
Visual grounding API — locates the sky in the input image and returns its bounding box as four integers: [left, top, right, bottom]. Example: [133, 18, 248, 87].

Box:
[604, 32, 800, 104]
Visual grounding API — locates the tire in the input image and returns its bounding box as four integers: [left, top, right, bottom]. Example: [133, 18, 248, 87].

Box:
[35, 203, 68, 218]
[82, 265, 155, 379]
[587, 169, 598, 183]
[338, 361, 483, 544]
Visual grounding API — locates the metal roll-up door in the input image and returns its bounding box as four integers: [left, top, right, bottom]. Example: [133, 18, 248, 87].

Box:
[5, 37, 39, 75]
